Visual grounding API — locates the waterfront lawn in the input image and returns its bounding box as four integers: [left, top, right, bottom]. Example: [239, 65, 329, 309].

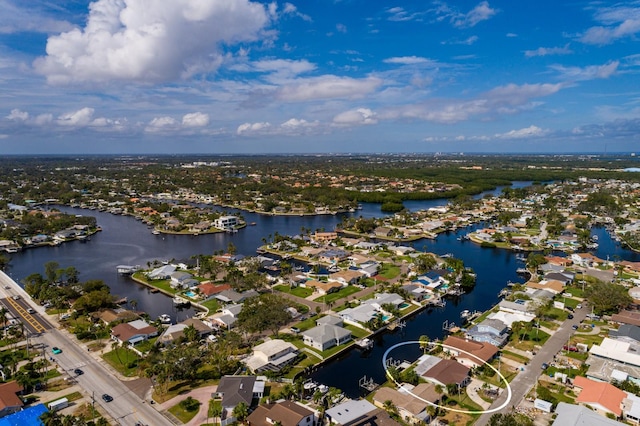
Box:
[132, 273, 177, 295]
[345, 325, 370, 339]
[200, 298, 220, 313]
[102, 347, 140, 377]
[274, 284, 313, 298]
[313, 286, 361, 303]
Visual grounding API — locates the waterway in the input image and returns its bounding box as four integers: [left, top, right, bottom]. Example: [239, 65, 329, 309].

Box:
[4, 180, 638, 397]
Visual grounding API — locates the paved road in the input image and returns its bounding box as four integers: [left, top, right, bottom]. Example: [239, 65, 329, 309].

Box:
[0, 271, 171, 426]
[475, 305, 589, 426]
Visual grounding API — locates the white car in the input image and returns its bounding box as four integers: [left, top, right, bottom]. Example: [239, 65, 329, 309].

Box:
[576, 304, 582, 309]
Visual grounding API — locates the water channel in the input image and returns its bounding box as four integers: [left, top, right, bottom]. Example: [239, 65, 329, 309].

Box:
[4, 181, 639, 397]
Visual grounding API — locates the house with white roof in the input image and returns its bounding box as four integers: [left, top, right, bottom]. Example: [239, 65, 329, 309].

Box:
[244, 339, 299, 374]
[302, 324, 351, 351]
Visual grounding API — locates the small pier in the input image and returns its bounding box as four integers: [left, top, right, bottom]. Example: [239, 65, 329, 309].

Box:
[359, 375, 379, 392]
[387, 320, 406, 331]
[428, 298, 446, 307]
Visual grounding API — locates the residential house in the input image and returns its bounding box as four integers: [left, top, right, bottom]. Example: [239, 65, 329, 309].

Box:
[544, 271, 575, 285]
[552, 402, 626, 426]
[318, 249, 350, 263]
[212, 304, 243, 329]
[215, 289, 258, 304]
[570, 253, 604, 268]
[466, 318, 509, 347]
[610, 324, 640, 344]
[244, 339, 299, 374]
[329, 270, 365, 286]
[525, 279, 565, 295]
[589, 338, 640, 368]
[197, 282, 231, 300]
[214, 216, 238, 230]
[373, 227, 392, 237]
[313, 232, 338, 243]
[338, 304, 378, 325]
[325, 399, 380, 426]
[111, 319, 158, 345]
[443, 335, 499, 368]
[372, 383, 440, 423]
[612, 311, 640, 327]
[316, 315, 344, 327]
[0, 382, 23, 418]
[247, 400, 316, 426]
[420, 358, 470, 389]
[391, 245, 415, 256]
[170, 271, 195, 289]
[157, 318, 212, 344]
[213, 376, 265, 423]
[304, 279, 343, 295]
[302, 324, 352, 351]
[401, 283, 430, 302]
[413, 271, 449, 292]
[147, 264, 176, 280]
[350, 260, 379, 277]
[574, 376, 627, 418]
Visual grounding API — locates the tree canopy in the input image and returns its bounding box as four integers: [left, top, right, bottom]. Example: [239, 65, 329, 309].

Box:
[237, 293, 292, 335]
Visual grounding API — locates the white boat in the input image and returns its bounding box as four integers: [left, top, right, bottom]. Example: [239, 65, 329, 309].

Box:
[173, 296, 190, 306]
[158, 314, 171, 324]
[152, 230, 160, 235]
[460, 310, 471, 319]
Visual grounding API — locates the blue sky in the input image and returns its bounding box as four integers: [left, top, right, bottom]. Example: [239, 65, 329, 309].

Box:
[0, 0, 639, 154]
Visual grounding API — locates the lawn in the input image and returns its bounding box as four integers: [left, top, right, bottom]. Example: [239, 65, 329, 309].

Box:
[102, 347, 140, 377]
[296, 315, 321, 332]
[201, 298, 221, 312]
[274, 284, 313, 298]
[132, 273, 176, 295]
[509, 329, 551, 351]
[378, 264, 400, 279]
[313, 286, 361, 303]
[501, 350, 530, 364]
[168, 400, 201, 423]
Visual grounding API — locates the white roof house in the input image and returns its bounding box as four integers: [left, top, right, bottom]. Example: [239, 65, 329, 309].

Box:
[244, 339, 298, 373]
[590, 338, 640, 368]
[325, 399, 377, 426]
[302, 324, 352, 352]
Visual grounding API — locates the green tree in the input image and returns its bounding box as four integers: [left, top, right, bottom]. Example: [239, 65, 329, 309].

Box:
[237, 293, 292, 336]
[585, 281, 633, 314]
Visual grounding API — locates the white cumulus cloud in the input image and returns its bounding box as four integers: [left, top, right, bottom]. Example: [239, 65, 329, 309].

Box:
[495, 125, 548, 139]
[333, 108, 378, 126]
[57, 107, 95, 127]
[182, 112, 210, 127]
[6, 109, 29, 121]
[277, 76, 382, 102]
[550, 61, 619, 81]
[145, 116, 179, 133]
[34, 0, 271, 84]
[237, 121, 272, 135]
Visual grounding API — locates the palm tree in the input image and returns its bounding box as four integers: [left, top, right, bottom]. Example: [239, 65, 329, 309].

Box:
[40, 410, 62, 426]
[0, 306, 7, 339]
[232, 401, 249, 423]
[419, 335, 430, 354]
[208, 399, 222, 424]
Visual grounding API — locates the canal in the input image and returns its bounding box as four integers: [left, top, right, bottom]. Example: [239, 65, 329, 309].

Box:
[4, 181, 638, 397]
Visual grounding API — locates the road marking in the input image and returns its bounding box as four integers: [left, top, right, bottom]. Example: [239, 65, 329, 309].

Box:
[3, 297, 47, 333]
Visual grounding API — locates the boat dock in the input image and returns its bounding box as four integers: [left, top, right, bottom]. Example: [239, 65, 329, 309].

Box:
[355, 338, 374, 350]
[116, 265, 141, 275]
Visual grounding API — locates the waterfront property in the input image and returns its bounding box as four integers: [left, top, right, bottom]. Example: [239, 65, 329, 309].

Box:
[244, 339, 299, 374]
[302, 323, 352, 351]
[442, 335, 499, 369]
[372, 383, 440, 424]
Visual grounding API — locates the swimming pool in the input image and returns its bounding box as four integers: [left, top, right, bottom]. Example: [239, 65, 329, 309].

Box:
[399, 302, 410, 309]
[184, 290, 197, 298]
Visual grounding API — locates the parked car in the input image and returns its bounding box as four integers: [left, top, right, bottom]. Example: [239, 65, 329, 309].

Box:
[541, 363, 549, 370]
[568, 314, 574, 319]
[572, 325, 579, 330]
[102, 394, 113, 403]
[576, 304, 582, 309]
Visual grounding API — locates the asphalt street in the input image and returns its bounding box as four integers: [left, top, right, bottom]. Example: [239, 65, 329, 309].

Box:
[0, 271, 172, 426]
[475, 304, 589, 426]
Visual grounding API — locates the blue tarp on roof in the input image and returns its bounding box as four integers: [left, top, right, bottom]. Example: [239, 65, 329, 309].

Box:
[0, 404, 47, 426]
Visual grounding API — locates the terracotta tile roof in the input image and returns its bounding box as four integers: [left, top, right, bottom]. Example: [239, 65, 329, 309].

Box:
[574, 376, 626, 416]
[197, 282, 231, 297]
[443, 336, 499, 365]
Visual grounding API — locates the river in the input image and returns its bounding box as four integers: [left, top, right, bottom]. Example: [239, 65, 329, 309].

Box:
[5, 181, 638, 397]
